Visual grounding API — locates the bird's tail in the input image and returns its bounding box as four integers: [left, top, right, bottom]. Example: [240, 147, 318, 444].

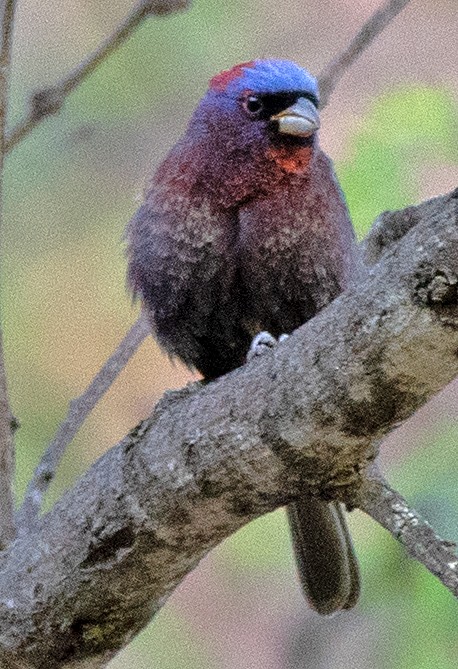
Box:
[286, 498, 360, 615]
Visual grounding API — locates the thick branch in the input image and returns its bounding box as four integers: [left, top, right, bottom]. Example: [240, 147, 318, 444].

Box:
[5, 0, 190, 152]
[0, 190, 457, 668]
[0, 0, 17, 550]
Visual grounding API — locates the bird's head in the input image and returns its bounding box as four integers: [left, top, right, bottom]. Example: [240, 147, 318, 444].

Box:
[184, 60, 321, 191]
[164, 60, 322, 206]
[207, 59, 320, 142]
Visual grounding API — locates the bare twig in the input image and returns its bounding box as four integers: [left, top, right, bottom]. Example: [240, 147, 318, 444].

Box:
[359, 473, 458, 597]
[17, 314, 150, 532]
[318, 0, 412, 107]
[0, 0, 17, 550]
[5, 0, 190, 152]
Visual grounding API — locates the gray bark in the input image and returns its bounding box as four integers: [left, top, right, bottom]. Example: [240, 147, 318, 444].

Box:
[0, 188, 457, 668]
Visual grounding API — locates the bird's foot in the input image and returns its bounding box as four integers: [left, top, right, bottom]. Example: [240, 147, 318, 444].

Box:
[247, 331, 289, 362]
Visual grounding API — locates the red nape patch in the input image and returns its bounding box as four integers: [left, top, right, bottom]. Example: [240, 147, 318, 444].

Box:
[209, 61, 256, 92]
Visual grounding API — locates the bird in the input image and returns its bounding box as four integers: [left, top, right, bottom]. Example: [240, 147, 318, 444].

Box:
[126, 59, 361, 614]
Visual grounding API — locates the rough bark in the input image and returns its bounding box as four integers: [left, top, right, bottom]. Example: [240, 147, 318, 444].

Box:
[0, 189, 457, 668]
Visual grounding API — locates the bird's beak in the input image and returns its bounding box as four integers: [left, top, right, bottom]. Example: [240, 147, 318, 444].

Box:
[270, 97, 320, 137]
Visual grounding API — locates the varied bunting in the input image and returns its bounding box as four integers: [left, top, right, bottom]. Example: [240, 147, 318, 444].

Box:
[127, 59, 361, 614]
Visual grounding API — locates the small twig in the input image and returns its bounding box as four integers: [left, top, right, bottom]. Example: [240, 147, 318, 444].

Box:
[17, 314, 150, 532]
[0, 0, 17, 550]
[5, 0, 190, 152]
[0, 334, 14, 549]
[318, 0, 412, 108]
[359, 474, 458, 598]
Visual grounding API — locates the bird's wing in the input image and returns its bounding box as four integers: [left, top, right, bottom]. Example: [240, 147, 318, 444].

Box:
[126, 199, 250, 378]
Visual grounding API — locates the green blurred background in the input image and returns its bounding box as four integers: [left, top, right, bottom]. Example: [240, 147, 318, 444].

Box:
[3, 0, 458, 667]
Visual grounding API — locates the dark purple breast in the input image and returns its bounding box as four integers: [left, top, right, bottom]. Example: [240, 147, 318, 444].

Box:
[127, 146, 359, 379]
[237, 150, 358, 338]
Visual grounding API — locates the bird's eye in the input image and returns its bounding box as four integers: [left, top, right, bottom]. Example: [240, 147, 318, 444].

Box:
[243, 95, 263, 116]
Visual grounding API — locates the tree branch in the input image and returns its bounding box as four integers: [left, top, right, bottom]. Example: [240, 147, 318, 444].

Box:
[17, 314, 151, 534]
[0, 190, 457, 668]
[359, 472, 458, 597]
[5, 0, 191, 152]
[318, 0, 412, 107]
[0, 0, 17, 550]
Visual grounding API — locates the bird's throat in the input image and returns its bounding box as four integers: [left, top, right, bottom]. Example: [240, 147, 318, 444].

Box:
[266, 144, 313, 174]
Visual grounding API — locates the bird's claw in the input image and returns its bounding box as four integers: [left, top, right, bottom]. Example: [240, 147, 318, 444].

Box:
[247, 331, 289, 362]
